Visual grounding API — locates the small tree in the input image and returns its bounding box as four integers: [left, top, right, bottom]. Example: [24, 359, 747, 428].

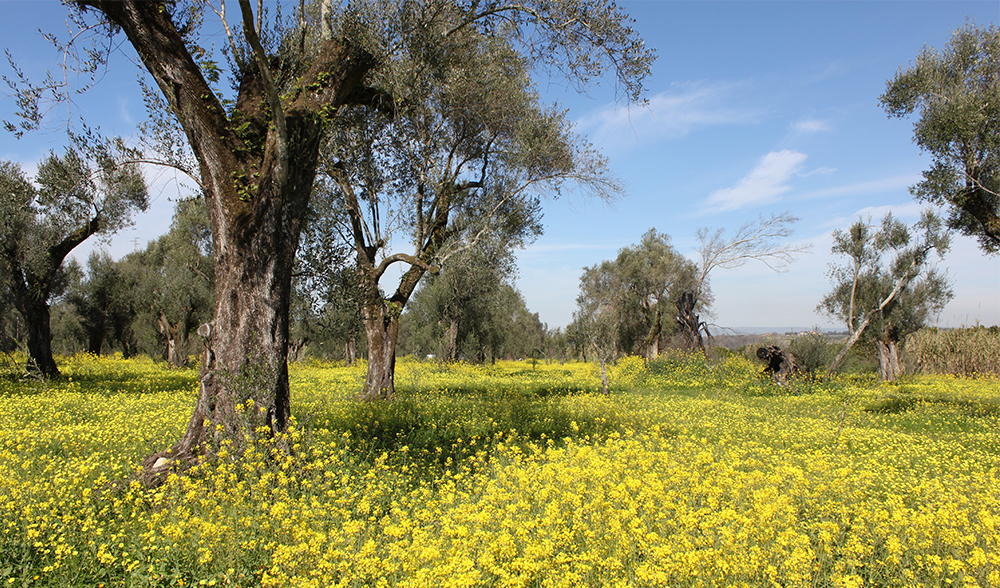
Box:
[880, 22, 1000, 254]
[573, 260, 625, 394]
[679, 212, 808, 353]
[0, 149, 146, 375]
[820, 211, 952, 380]
[399, 243, 517, 362]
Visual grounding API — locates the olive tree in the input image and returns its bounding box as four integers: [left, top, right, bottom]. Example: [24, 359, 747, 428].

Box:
[571, 229, 698, 382]
[820, 211, 952, 380]
[881, 22, 1000, 254]
[0, 150, 146, 376]
[310, 4, 636, 399]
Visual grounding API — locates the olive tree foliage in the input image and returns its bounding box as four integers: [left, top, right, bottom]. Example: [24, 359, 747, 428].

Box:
[67, 251, 138, 357]
[0, 150, 147, 376]
[4, 0, 651, 480]
[126, 198, 215, 367]
[880, 22, 1000, 255]
[679, 212, 808, 353]
[571, 229, 697, 390]
[819, 211, 952, 380]
[291, 191, 363, 363]
[398, 242, 543, 363]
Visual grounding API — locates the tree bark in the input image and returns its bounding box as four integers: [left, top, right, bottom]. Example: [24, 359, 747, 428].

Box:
[361, 298, 399, 400]
[676, 290, 706, 355]
[644, 306, 661, 359]
[86, 325, 104, 356]
[158, 312, 189, 368]
[344, 336, 356, 366]
[445, 317, 460, 361]
[23, 297, 58, 377]
[876, 339, 902, 381]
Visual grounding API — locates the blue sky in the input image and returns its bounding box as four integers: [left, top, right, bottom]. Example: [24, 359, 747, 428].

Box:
[2, 1, 998, 333]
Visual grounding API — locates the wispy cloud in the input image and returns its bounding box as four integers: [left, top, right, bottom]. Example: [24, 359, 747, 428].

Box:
[798, 174, 920, 201]
[791, 118, 831, 133]
[818, 201, 929, 230]
[702, 150, 808, 212]
[574, 80, 758, 150]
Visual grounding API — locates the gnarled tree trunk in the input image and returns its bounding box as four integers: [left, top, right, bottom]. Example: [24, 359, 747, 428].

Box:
[361, 297, 399, 400]
[876, 339, 902, 381]
[676, 290, 706, 354]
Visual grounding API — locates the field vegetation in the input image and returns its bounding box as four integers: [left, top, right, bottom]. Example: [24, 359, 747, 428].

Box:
[1, 351, 998, 588]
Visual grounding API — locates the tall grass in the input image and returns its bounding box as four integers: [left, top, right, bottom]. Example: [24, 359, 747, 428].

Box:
[905, 326, 1000, 376]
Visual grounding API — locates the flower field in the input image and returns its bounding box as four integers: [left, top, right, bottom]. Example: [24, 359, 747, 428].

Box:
[1, 353, 998, 587]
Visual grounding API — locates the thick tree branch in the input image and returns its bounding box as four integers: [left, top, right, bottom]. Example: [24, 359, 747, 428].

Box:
[238, 0, 288, 185]
[374, 253, 439, 280]
[76, 1, 239, 196]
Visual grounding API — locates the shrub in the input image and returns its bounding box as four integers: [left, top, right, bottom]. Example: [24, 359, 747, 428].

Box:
[787, 331, 836, 374]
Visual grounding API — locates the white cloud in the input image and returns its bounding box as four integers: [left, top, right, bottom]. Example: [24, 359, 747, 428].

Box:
[702, 150, 808, 212]
[574, 80, 758, 150]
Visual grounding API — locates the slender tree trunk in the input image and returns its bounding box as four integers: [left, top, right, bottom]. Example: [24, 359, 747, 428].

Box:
[345, 336, 356, 366]
[445, 317, 459, 361]
[599, 355, 609, 394]
[158, 312, 189, 368]
[876, 339, 902, 381]
[645, 307, 661, 359]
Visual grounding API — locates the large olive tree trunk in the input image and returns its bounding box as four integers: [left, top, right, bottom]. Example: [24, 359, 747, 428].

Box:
[22, 298, 58, 376]
[79, 1, 376, 481]
[355, 255, 431, 400]
[361, 296, 400, 400]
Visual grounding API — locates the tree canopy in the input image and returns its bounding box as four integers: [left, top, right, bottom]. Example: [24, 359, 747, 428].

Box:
[571, 229, 698, 374]
[880, 22, 1000, 254]
[1, 0, 653, 479]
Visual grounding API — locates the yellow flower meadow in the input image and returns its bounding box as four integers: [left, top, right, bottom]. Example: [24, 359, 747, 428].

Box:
[0, 353, 997, 587]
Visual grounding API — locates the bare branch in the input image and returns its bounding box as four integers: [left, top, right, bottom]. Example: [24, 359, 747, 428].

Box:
[208, 0, 243, 67]
[695, 212, 810, 293]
